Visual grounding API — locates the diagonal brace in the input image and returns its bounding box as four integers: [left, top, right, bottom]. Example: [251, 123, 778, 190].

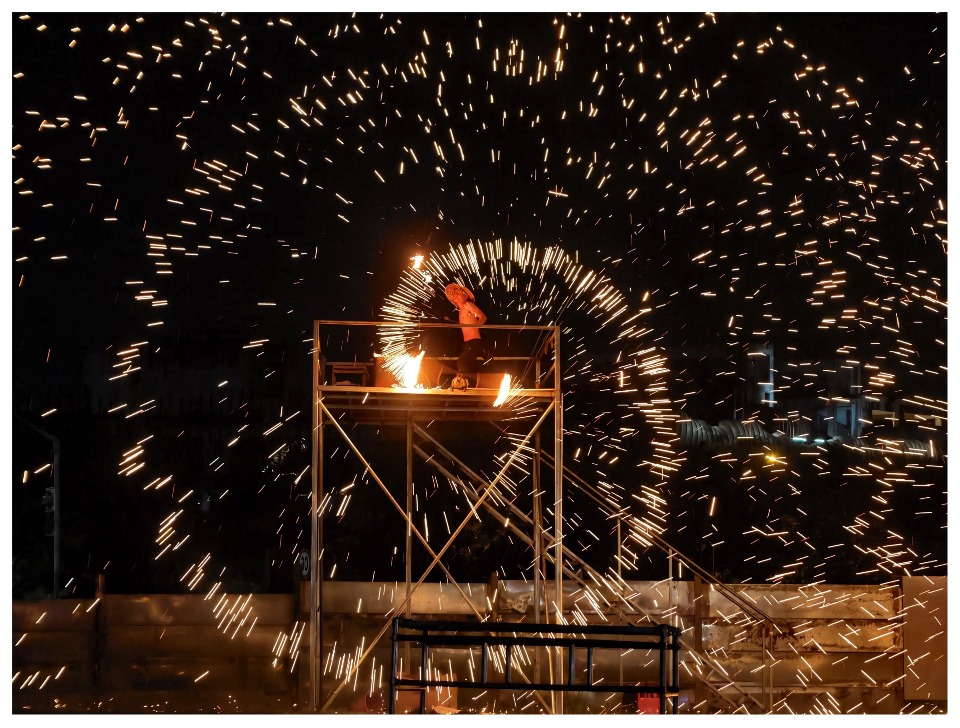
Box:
[320, 401, 556, 712]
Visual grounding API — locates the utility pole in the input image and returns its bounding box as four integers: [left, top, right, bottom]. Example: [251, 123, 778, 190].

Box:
[16, 415, 61, 598]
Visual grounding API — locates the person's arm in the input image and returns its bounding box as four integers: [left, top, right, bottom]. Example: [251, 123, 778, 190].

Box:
[464, 301, 486, 325]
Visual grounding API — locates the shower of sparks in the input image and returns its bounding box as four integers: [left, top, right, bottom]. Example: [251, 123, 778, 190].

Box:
[11, 11, 945, 714]
[378, 240, 676, 548]
[387, 350, 425, 389]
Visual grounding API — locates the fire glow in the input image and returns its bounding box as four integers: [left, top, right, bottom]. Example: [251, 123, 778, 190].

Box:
[386, 351, 425, 389]
[492, 373, 513, 407]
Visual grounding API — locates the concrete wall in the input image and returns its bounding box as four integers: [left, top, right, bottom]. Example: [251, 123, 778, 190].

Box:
[13, 578, 947, 713]
[13, 593, 298, 712]
[902, 576, 947, 702]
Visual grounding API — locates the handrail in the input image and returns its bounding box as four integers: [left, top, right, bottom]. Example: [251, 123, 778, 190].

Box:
[537, 448, 778, 711]
[540, 449, 779, 630]
[316, 319, 558, 331]
[389, 617, 680, 715]
[411, 425, 765, 713]
[316, 319, 559, 387]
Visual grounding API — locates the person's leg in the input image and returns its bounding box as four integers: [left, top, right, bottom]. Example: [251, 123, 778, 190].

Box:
[457, 339, 484, 386]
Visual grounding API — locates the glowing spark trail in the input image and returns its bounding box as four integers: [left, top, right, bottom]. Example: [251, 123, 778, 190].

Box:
[11, 12, 945, 714]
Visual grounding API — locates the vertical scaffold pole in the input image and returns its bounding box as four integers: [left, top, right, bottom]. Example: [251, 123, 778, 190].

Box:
[532, 428, 543, 685]
[389, 618, 399, 714]
[405, 413, 414, 621]
[310, 320, 322, 711]
[533, 353, 544, 688]
[659, 624, 668, 715]
[552, 325, 563, 713]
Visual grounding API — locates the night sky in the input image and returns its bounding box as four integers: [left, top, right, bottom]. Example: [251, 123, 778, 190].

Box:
[8, 12, 947, 599]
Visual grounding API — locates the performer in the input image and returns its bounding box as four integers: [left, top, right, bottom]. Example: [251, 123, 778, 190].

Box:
[444, 283, 488, 387]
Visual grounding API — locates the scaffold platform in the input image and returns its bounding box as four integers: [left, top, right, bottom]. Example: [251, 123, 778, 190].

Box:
[317, 382, 556, 424]
[315, 321, 560, 424]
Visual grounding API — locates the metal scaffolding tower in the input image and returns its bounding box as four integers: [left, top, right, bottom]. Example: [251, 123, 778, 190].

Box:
[310, 320, 564, 712]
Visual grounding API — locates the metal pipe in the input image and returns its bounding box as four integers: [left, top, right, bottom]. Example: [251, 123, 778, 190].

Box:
[534, 339, 543, 638]
[389, 618, 398, 714]
[52, 438, 60, 599]
[310, 319, 322, 711]
[552, 325, 563, 713]
[315, 320, 557, 330]
[765, 625, 773, 712]
[481, 642, 488, 685]
[533, 430, 543, 624]
[420, 628, 428, 714]
[406, 414, 413, 621]
[659, 624, 667, 715]
[668, 549, 678, 633]
[617, 516, 623, 688]
[533, 429, 543, 685]
[672, 626, 681, 714]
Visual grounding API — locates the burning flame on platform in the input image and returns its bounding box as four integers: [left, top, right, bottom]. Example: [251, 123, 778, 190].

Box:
[386, 351, 425, 388]
[492, 373, 512, 407]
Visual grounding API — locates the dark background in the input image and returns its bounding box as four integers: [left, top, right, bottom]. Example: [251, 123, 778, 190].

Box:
[10, 12, 947, 598]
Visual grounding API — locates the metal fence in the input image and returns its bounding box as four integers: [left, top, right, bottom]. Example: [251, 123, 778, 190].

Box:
[389, 618, 681, 714]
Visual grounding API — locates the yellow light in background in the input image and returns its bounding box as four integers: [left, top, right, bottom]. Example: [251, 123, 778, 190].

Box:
[411, 254, 424, 269]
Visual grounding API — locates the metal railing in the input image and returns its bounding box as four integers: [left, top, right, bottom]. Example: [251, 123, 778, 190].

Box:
[539, 447, 779, 711]
[389, 618, 681, 714]
[314, 319, 560, 391]
[412, 423, 777, 712]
